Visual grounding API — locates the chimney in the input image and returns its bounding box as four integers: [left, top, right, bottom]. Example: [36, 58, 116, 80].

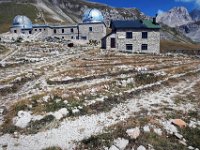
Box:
[153, 14, 158, 24]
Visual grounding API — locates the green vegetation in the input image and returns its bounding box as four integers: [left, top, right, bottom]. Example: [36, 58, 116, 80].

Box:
[42, 146, 62, 150]
[0, 2, 38, 33]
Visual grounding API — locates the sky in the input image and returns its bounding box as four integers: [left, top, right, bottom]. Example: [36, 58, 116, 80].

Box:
[88, 0, 200, 16]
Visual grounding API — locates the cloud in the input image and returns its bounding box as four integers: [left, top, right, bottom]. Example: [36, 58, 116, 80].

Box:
[175, 0, 200, 6]
[157, 9, 165, 15]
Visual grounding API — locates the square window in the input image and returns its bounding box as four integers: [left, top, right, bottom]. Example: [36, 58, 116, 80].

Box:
[89, 27, 93, 32]
[126, 44, 133, 51]
[71, 36, 74, 39]
[126, 32, 132, 39]
[141, 44, 148, 50]
[142, 32, 148, 39]
[54, 29, 57, 34]
[62, 29, 64, 33]
[35, 29, 37, 31]
[14, 30, 17, 33]
[81, 36, 87, 40]
[71, 28, 74, 33]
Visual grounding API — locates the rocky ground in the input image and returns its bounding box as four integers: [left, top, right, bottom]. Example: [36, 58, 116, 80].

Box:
[0, 41, 200, 150]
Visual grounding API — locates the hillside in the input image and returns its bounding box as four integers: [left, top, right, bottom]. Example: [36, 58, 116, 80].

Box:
[0, 0, 146, 33]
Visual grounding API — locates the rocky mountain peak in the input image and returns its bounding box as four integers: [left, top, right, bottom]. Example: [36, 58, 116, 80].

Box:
[157, 6, 193, 27]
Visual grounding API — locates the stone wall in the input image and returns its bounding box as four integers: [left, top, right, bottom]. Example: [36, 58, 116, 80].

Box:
[105, 29, 160, 53]
[78, 23, 107, 41]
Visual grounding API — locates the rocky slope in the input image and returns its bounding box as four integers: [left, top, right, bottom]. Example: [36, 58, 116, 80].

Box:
[0, 0, 146, 33]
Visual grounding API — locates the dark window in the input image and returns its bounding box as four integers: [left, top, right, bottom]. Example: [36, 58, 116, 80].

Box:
[62, 36, 64, 39]
[126, 44, 133, 51]
[76, 36, 79, 39]
[126, 32, 132, 39]
[35, 29, 37, 31]
[14, 30, 17, 33]
[89, 27, 93, 32]
[142, 32, 148, 39]
[54, 29, 57, 34]
[44, 29, 46, 31]
[71, 36, 74, 39]
[141, 44, 148, 50]
[111, 38, 116, 48]
[71, 28, 74, 33]
[62, 29, 64, 33]
[81, 36, 87, 40]
[29, 31, 32, 34]
[39, 29, 42, 32]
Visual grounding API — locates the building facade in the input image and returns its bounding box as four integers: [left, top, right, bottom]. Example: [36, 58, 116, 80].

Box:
[102, 20, 160, 53]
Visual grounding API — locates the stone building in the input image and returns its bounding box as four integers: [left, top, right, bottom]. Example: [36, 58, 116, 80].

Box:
[10, 9, 106, 42]
[102, 19, 160, 53]
[8, 9, 160, 53]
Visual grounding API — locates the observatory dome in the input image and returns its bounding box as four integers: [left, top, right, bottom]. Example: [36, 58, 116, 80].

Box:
[82, 9, 104, 23]
[12, 15, 32, 29]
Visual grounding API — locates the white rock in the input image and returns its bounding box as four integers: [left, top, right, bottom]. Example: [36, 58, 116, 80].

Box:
[43, 95, 50, 102]
[137, 145, 146, 150]
[174, 133, 183, 139]
[63, 100, 68, 104]
[109, 145, 119, 150]
[126, 127, 140, 139]
[161, 120, 177, 134]
[113, 138, 129, 150]
[72, 108, 80, 114]
[53, 111, 63, 120]
[13, 111, 32, 128]
[154, 128, 162, 136]
[143, 125, 150, 132]
[188, 146, 195, 150]
[58, 108, 68, 117]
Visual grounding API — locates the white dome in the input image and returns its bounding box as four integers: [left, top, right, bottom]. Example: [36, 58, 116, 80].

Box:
[83, 9, 104, 23]
[12, 15, 32, 29]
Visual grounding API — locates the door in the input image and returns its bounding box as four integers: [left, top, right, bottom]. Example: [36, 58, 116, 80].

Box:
[111, 38, 116, 48]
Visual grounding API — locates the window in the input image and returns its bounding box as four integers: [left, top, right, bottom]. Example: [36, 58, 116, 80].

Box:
[142, 32, 148, 39]
[62, 29, 64, 33]
[35, 29, 37, 31]
[71, 36, 74, 39]
[54, 29, 57, 34]
[71, 28, 74, 33]
[44, 29, 46, 31]
[89, 27, 93, 32]
[39, 29, 42, 32]
[29, 31, 32, 34]
[141, 44, 148, 50]
[126, 32, 133, 39]
[81, 36, 87, 40]
[62, 36, 64, 39]
[126, 44, 133, 51]
[14, 30, 17, 33]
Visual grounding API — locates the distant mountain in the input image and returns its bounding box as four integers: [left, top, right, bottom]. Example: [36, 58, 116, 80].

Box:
[157, 7, 193, 27]
[190, 8, 200, 22]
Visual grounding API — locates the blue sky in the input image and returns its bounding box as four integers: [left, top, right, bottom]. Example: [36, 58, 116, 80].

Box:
[88, 0, 200, 16]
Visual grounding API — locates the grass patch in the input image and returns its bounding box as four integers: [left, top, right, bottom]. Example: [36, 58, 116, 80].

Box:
[135, 73, 160, 86]
[180, 127, 200, 148]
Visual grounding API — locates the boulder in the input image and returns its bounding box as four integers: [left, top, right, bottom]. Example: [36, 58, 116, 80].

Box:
[13, 111, 32, 128]
[137, 145, 146, 150]
[126, 127, 140, 139]
[154, 128, 162, 136]
[172, 119, 186, 128]
[113, 138, 129, 150]
[109, 145, 119, 150]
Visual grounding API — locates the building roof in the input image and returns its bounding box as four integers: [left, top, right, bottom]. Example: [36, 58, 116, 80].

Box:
[110, 20, 160, 30]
